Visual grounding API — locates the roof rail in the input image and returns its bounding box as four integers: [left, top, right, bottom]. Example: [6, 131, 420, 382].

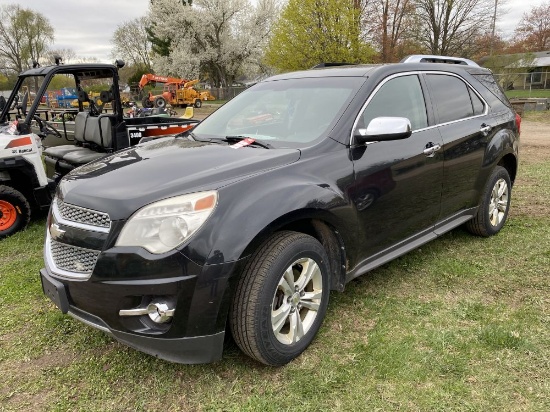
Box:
[400, 55, 479, 67]
[311, 62, 357, 69]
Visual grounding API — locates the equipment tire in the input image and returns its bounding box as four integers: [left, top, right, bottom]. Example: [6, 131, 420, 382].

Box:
[229, 231, 330, 366]
[466, 166, 511, 237]
[0, 185, 31, 239]
[142, 96, 153, 108]
[194, 99, 202, 108]
[155, 97, 166, 108]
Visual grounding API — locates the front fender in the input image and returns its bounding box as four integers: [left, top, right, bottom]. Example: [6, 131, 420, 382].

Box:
[181, 174, 356, 266]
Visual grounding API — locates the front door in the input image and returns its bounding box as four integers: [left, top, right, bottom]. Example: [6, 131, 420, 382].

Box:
[348, 74, 444, 262]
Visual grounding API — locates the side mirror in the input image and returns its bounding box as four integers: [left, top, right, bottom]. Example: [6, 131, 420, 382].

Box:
[354, 117, 412, 144]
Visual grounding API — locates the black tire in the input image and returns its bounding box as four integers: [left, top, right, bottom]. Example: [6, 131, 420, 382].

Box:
[154, 97, 166, 108]
[194, 99, 202, 108]
[229, 231, 330, 366]
[467, 166, 511, 237]
[142, 96, 153, 109]
[0, 185, 31, 239]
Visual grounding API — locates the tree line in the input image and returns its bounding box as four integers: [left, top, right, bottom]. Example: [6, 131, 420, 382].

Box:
[1, 0, 549, 90]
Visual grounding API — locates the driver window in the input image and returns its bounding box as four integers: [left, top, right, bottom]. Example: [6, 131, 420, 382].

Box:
[361, 75, 428, 131]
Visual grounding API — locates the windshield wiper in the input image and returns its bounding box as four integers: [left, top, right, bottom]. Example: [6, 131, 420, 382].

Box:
[223, 135, 273, 149]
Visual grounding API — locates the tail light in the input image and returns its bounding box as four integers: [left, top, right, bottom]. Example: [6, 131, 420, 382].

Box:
[515, 113, 521, 135]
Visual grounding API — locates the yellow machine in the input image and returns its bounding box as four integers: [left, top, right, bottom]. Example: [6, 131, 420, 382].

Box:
[140, 74, 216, 109]
[70, 91, 102, 108]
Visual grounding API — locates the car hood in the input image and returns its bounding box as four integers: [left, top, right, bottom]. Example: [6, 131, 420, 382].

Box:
[59, 138, 300, 220]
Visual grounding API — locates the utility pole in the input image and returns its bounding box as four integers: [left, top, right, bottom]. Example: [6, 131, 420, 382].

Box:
[490, 0, 498, 55]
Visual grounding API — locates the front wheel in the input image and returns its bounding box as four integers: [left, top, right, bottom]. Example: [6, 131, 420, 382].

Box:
[0, 186, 31, 239]
[467, 166, 511, 237]
[194, 99, 202, 108]
[142, 97, 153, 109]
[230, 231, 330, 366]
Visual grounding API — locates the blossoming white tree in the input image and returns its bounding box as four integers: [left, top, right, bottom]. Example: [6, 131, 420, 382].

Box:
[148, 0, 280, 87]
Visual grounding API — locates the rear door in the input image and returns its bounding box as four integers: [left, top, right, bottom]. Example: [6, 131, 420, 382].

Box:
[423, 73, 490, 220]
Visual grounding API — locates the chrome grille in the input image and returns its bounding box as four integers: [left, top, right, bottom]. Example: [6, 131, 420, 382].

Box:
[50, 239, 100, 275]
[56, 197, 110, 229]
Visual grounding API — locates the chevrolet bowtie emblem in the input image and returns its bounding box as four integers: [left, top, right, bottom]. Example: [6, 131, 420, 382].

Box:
[50, 222, 66, 239]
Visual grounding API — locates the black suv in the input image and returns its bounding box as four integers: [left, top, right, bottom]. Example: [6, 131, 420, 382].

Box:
[40, 56, 520, 366]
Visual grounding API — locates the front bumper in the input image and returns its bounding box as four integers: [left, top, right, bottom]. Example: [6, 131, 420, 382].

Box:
[40, 253, 242, 364]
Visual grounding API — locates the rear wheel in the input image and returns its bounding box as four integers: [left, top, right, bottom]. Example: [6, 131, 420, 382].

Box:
[467, 166, 511, 237]
[194, 99, 202, 108]
[155, 96, 166, 108]
[0, 186, 31, 239]
[230, 231, 330, 366]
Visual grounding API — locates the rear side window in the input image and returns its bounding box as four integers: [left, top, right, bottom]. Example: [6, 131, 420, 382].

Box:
[361, 75, 428, 131]
[426, 74, 479, 124]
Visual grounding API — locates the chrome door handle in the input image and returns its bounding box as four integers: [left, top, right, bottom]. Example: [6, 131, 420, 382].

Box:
[423, 143, 441, 157]
[480, 124, 492, 136]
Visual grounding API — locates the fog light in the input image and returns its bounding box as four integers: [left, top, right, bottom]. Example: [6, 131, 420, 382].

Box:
[119, 299, 175, 323]
[147, 301, 175, 323]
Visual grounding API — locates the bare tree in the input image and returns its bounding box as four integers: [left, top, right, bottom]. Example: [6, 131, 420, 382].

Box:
[514, 1, 550, 52]
[47, 48, 77, 65]
[414, 0, 493, 57]
[111, 17, 153, 70]
[0, 5, 54, 74]
[363, 0, 416, 62]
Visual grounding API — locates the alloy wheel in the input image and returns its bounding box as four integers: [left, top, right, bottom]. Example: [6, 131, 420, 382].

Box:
[489, 178, 509, 227]
[271, 257, 323, 345]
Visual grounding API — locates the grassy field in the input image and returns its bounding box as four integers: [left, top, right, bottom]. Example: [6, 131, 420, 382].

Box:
[505, 89, 550, 99]
[1, 120, 549, 411]
[522, 110, 550, 124]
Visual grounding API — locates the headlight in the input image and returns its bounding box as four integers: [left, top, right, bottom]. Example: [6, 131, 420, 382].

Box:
[116, 191, 217, 254]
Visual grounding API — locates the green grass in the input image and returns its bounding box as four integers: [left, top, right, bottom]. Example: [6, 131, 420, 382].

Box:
[505, 89, 550, 99]
[1, 131, 549, 411]
[522, 110, 550, 123]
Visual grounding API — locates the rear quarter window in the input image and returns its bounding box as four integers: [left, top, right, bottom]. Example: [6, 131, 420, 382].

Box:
[469, 88, 485, 115]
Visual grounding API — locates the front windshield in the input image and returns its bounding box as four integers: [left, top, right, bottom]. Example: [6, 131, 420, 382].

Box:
[192, 77, 364, 148]
[1, 70, 116, 126]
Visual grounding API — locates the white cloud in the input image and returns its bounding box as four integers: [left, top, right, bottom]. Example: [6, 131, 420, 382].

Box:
[9, 0, 150, 62]
[6, 0, 549, 64]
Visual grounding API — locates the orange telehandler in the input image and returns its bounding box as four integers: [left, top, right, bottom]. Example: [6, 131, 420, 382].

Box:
[139, 74, 216, 109]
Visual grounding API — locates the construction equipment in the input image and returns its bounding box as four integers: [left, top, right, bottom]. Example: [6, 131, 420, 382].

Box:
[69, 91, 102, 108]
[139, 74, 216, 109]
